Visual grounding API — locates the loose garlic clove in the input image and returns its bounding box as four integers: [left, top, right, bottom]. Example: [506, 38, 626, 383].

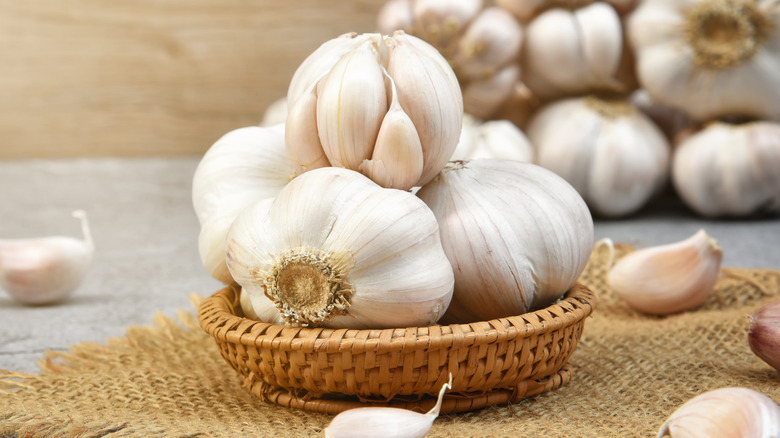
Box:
[417, 160, 593, 323]
[453, 114, 534, 162]
[657, 387, 780, 438]
[672, 121, 780, 218]
[226, 167, 454, 329]
[607, 230, 723, 315]
[0, 210, 94, 305]
[748, 299, 780, 372]
[325, 374, 452, 438]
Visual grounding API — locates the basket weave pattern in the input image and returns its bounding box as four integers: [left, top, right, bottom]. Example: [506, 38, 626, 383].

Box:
[198, 283, 596, 413]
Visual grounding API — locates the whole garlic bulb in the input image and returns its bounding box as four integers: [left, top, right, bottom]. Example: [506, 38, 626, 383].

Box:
[226, 167, 454, 329]
[628, 0, 780, 122]
[607, 230, 723, 315]
[452, 114, 534, 162]
[377, 1, 528, 122]
[0, 210, 94, 305]
[192, 125, 295, 284]
[416, 160, 593, 323]
[526, 95, 671, 217]
[672, 121, 780, 217]
[657, 387, 780, 437]
[522, 3, 624, 100]
[285, 31, 463, 191]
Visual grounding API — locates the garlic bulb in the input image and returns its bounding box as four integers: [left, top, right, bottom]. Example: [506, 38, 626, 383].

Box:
[226, 167, 454, 329]
[377, 2, 527, 121]
[522, 3, 624, 100]
[526, 95, 671, 217]
[672, 121, 780, 217]
[657, 387, 780, 438]
[0, 210, 94, 305]
[325, 374, 452, 438]
[749, 299, 780, 372]
[416, 160, 593, 323]
[628, 0, 780, 122]
[192, 125, 295, 284]
[284, 31, 463, 191]
[452, 114, 534, 162]
[607, 230, 722, 315]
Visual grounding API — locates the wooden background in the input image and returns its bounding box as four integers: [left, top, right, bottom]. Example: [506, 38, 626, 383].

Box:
[0, 1, 383, 158]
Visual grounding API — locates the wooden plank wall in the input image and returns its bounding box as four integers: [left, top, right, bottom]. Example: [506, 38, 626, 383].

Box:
[0, 1, 383, 158]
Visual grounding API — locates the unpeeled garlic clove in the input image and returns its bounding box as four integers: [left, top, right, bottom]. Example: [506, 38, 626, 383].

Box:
[748, 299, 780, 372]
[657, 387, 780, 438]
[0, 210, 94, 305]
[325, 374, 452, 438]
[607, 229, 723, 315]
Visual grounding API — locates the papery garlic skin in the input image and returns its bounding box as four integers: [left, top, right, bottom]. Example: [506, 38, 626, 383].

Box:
[522, 3, 623, 100]
[628, 0, 780, 122]
[285, 31, 463, 191]
[526, 95, 670, 217]
[416, 160, 593, 323]
[749, 299, 780, 372]
[191, 125, 295, 284]
[226, 167, 454, 329]
[672, 121, 780, 217]
[657, 387, 780, 438]
[608, 230, 722, 315]
[0, 210, 94, 305]
[452, 115, 534, 161]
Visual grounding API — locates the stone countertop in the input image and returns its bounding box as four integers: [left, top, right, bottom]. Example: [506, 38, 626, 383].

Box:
[1, 157, 778, 374]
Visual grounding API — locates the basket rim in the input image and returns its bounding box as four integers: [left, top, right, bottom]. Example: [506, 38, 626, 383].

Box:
[198, 282, 596, 352]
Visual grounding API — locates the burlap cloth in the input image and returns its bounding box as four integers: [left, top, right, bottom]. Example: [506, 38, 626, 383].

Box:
[2, 243, 779, 437]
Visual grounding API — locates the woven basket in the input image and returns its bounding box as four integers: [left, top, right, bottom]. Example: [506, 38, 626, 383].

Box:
[198, 283, 596, 414]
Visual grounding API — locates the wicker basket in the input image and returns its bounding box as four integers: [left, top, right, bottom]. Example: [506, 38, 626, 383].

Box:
[198, 283, 596, 414]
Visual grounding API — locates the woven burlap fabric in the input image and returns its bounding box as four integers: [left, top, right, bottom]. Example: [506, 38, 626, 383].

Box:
[1, 244, 779, 437]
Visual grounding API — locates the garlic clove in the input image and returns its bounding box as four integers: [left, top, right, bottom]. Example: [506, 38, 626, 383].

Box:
[0, 210, 94, 305]
[748, 299, 780, 372]
[286, 81, 330, 175]
[453, 6, 523, 81]
[576, 2, 623, 86]
[316, 39, 388, 170]
[359, 75, 424, 191]
[607, 229, 723, 315]
[386, 31, 463, 186]
[325, 374, 452, 438]
[657, 387, 780, 438]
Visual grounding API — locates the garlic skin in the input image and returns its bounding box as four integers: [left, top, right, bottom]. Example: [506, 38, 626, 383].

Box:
[226, 167, 454, 329]
[657, 387, 780, 438]
[526, 95, 671, 217]
[192, 125, 295, 284]
[452, 114, 534, 162]
[628, 0, 780, 122]
[522, 3, 623, 100]
[0, 210, 94, 305]
[748, 299, 780, 372]
[416, 160, 593, 323]
[284, 31, 463, 191]
[672, 121, 780, 217]
[607, 230, 722, 315]
[325, 374, 452, 438]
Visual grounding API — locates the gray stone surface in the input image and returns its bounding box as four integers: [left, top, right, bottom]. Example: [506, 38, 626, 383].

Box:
[0, 157, 778, 374]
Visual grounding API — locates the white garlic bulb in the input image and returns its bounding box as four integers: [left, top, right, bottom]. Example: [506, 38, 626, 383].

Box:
[192, 125, 295, 284]
[672, 121, 780, 217]
[226, 167, 454, 329]
[284, 31, 463, 191]
[628, 0, 780, 122]
[522, 3, 623, 100]
[325, 374, 452, 438]
[416, 160, 593, 323]
[526, 95, 671, 217]
[0, 210, 94, 305]
[453, 114, 534, 162]
[657, 387, 780, 438]
[607, 230, 723, 315]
